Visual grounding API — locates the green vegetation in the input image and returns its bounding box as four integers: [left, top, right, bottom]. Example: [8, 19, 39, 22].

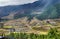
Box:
[0, 17, 60, 39]
[4, 28, 60, 39]
[3, 26, 12, 28]
[36, 4, 60, 20]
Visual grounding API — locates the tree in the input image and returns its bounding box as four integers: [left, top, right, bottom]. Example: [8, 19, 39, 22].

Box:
[48, 28, 58, 39]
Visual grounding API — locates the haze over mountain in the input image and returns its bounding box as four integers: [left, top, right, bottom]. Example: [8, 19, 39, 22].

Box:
[0, 0, 60, 20]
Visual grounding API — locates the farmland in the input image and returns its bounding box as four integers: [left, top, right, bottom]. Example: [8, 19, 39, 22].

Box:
[0, 17, 60, 39]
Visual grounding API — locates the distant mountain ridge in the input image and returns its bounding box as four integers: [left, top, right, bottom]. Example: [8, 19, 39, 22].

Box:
[0, 0, 60, 20]
[0, 0, 45, 18]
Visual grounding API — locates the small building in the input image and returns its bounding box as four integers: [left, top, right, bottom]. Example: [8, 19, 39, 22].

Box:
[45, 19, 57, 26]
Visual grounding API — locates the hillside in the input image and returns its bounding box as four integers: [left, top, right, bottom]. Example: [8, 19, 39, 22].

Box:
[3, 17, 60, 33]
[37, 4, 60, 20]
[0, 0, 60, 20]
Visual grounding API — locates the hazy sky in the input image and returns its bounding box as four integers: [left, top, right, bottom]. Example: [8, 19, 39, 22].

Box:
[0, 0, 38, 6]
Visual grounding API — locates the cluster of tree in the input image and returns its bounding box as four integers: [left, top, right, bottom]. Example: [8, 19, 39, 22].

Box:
[37, 4, 60, 20]
[7, 28, 60, 39]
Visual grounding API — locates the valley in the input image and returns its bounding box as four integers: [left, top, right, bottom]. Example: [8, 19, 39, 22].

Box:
[0, 17, 60, 35]
[0, 0, 60, 39]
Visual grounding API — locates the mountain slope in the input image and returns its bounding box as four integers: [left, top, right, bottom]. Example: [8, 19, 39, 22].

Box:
[0, 0, 46, 19]
[0, 0, 60, 20]
[36, 3, 60, 20]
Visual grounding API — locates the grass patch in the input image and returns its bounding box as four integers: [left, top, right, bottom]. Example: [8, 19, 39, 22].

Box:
[3, 26, 12, 28]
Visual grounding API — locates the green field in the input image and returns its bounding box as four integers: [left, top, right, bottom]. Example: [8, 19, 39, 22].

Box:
[3, 28, 60, 39]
